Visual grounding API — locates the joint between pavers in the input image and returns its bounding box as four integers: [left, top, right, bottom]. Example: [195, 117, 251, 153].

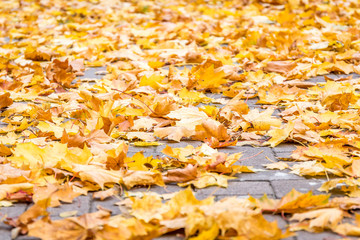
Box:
[268, 181, 279, 199]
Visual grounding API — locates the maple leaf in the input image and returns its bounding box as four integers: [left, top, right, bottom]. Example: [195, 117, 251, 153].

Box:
[28, 210, 112, 240]
[320, 81, 357, 111]
[163, 164, 198, 183]
[290, 208, 346, 232]
[194, 64, 227, 89]
[72, 164, 122, 188]
[93, 188, 118, 201]
[0, 92, 13, 109]
[266, 121, 295, 147]
[139, 74, 165, 90]
[0, 183, 33, 201]
[123, 170, 164, 189]
[264, 61, 297, 74]
[154, 126, 194, 142]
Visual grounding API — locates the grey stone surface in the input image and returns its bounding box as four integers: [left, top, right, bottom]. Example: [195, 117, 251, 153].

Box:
[47, 195, 91, 220]
[128, 145, 158, 153]
[90, 195, 122, 215]
[235, 169, 303, 181]
[195, 181, 274, 200]
[0, 227, 12, 240]
[275, 151, 294, 159]
[78, 66, 107, 80]
[223, 146, 277, 167]
[271, 179, 325, 198]
[272, 143, 299, 153]
[295, 231, 342, 240]
[0, 204, 27, 218]
[130, 184, 186, 195]
[264, 214, 288, 230]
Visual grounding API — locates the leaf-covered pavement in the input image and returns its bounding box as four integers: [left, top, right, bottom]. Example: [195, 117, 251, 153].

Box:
[2, 0, 360, 239]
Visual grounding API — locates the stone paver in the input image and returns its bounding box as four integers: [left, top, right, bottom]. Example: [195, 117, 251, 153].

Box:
[223, 146, 277, 167]
[47, 195, 91, 220]
[271, 179, 325, 198]
[90, 194, 122, 215]
[296, 231, 343, 240]
[195, 181, 274, 200]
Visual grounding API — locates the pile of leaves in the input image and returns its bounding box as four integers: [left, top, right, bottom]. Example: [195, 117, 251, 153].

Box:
[2, 0, 360, 239]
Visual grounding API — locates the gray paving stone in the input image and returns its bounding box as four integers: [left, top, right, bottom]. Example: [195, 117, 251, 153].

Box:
[130, 184, 186, 195]
[90, 195, 122, 215]
[307, 75, 326, 83]
[79, 66, 106, 80]
[264, 214, 288, 230]
[235, 169, 303, 182]
[215, 194, 276, 201]
[128, 145, 157, 153]
[16, 236, 40, 240]
[272, 143, 299, 153]
[0, 204, 28, 240]
[275, 151, 293, 159]
[295, 230, 342, 240]
[47, 195, 91, 220]
[222, 146, 277, 167]
[244, 98, 259, 107]
[0, 227, 11, 240]
[154, 231, 184, 240]
[0, 204, 27, 218]
[271, 179, 325, 198]
[195, 181, 274, 200]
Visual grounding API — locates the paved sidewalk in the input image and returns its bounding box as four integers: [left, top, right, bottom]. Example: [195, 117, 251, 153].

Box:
[1, 69, 357, 240]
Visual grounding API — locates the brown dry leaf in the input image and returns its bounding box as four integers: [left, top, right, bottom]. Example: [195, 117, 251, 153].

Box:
[28, 210, 112, 240]
[154, 126, 194, 142]
[73, 164, 122, 188]
[93, 188, 119, 201]
[264, 161, 289, 170]
[264, 61, 297, 74]
[290, 208, 346, 232]
[193, 119, 230, 141]
[123, 170, 164, 189]
[0, 92, 13, 109]
[163, 164, 198, 183]
[0, 183, 33, 201]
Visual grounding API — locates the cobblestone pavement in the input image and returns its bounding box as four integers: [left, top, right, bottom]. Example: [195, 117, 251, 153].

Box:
[1, 69, 359, 240]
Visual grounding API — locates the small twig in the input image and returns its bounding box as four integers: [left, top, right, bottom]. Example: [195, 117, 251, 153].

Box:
[111, 88, 155, 115]
[237, 150, 264, 162]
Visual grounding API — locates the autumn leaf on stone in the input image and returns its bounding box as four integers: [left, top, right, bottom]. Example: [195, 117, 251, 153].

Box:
[290, 208, 347, 232]
[0, 183, 33, 201]
[264, 61, 297, 74]
[193, 64, 227, 90]
[319, 81, 357, 111]
[163, 164, 198, 183]
[266, 121, 295, 147]
[105, 142, 128, 170]
[45, 58, 79, 88]
[0, 92, 13, 109]
[166, 107, 209, 131]
[24, 46, 55, 61]
[27, 210, 112, 240]
[72, 164, 122, 188]
[122, 170, 164, 189]
[93, 188, 119, 201]
[193, 119, 230, 141]
[242, 108, 282, 131]
[154, 126, 194, 142]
